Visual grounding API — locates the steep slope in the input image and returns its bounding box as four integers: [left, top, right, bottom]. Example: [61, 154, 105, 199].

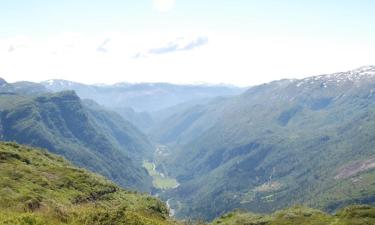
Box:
[153, 66, 375, 219]
[0, 91, 152, 191]
[110, 106, 154, 132]
[83, 99, 154, 161]
[0, 142, 177, 225]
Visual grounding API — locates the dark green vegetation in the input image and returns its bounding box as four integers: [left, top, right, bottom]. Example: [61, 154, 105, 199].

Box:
[152, 66, 375, 220]
[41, 80, 244, 131]
[2, 142, 375, 225]
[0, 142, 178, 225]
[83, 99, 153, 161]
[212, 205, 375, 225]
[0, 89, 153, 191]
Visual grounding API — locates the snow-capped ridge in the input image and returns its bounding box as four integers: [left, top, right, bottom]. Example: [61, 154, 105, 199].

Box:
[295, 65, 375, 88]
[43, 79, 81, 87]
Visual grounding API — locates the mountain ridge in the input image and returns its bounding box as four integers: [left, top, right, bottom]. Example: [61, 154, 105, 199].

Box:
[0, 90, 153, 191]
[151, 66, 375, 220]
[40, 79, 245, 131]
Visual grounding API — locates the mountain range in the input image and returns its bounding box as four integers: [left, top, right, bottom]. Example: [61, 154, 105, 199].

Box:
[41, 80, 245, 131]
[1, 66, 375, 223]
[0, 80, 153, 191]
[150, 66, 375, 219]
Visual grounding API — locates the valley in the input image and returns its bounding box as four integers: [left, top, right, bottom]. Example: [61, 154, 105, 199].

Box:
[1, 66, 375, 224]
[147, 66, 375, 220]
[143, 145, 180, 191]
[142, 145, 181, 217]
[2, 1, 375, 224]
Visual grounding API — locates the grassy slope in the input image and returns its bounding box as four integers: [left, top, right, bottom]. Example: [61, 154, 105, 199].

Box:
[1, 142, 375, 225]
[0, 142, 177, 225]
[212, 205, 375, 225]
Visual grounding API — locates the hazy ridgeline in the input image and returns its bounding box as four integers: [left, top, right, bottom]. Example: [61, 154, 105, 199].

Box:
[1, 66, 375, 224]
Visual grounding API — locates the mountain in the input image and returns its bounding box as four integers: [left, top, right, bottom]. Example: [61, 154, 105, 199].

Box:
[41, 80, 244, 113]
[82, 99, 154, 161]
[109, 106, 155, 132]
[0, 142, 177, 225]
[41, 80, 245, 131]
[0, 78, 48, 95]
[0, 90, 153, 191]
[152, 66, 375, 220]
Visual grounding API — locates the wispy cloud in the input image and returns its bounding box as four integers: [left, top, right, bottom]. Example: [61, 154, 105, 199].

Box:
[183, 36, 209, 50]
[8, 45, 15, 52]
[97, 38, 111, 53]
[134, 36, 208, 58]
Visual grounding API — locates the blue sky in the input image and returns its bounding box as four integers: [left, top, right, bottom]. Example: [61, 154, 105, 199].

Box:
[2, 0, 375, 38]
[1, 0, 375, 85]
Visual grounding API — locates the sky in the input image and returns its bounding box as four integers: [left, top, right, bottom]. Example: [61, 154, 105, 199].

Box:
[1, 0, 375, 86]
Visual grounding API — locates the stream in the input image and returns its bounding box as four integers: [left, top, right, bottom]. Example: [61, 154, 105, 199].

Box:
[144, 145, 180, 216]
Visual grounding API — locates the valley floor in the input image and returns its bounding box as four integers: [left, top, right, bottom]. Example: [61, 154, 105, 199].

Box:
[143, 160, 179, 190]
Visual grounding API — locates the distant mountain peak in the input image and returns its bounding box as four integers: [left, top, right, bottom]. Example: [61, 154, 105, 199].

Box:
[43, 79, 79, 87]
[0, 78, 7, 86]
[42, 80, 93, 93]
[326, 65, 375, 83]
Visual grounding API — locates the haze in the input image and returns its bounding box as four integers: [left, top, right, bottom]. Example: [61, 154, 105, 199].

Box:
[1, 0, 375, 86]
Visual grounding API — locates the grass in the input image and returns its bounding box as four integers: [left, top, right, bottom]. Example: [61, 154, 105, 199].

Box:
[0, 142, 179, 225]
[1, 142, 375, 225]
[212, 205, 375, 225]
[143, 161, 179, 190]
[154, 177, 179, 190]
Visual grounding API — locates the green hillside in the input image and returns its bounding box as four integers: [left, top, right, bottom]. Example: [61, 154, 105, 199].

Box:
[152, 67, 375, 220]
[0, 142, 178, 225]
[2, 142, 375, 225]
[0, 91, 153, 191]
[83, 99, 154, 161]
[212, 205, 375, 225]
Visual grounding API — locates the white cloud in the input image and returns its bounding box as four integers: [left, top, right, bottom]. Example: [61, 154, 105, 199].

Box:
[97, 38, 111, 53]
[0, 32, 375, 87]
[134, 36, 208, 58]
[152, 0, 175, 13]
